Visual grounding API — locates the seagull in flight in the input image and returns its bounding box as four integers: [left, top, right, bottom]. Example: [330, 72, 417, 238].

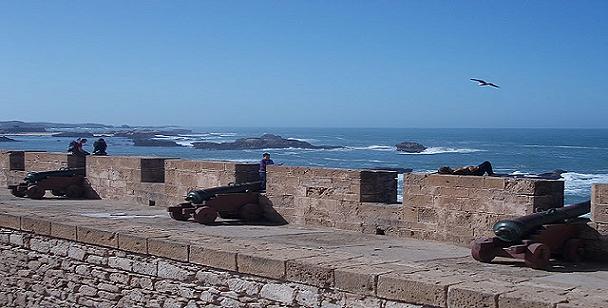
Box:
[470, 78, 500, 88]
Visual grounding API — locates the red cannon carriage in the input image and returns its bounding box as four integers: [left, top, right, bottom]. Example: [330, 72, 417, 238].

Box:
[471, 201, 590, 269]
[167, 181, 263, 224]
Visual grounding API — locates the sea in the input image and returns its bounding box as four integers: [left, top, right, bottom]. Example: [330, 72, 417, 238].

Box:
[2, 128, 607, 205]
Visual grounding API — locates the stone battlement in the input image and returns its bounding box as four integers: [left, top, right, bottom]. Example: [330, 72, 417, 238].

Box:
[1, 150, 606, 248]
[1, 150, 608, 307]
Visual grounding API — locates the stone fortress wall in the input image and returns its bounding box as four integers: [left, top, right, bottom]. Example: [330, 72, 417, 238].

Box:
[0, 150, 606, 250]
[1, 150, 608, 307]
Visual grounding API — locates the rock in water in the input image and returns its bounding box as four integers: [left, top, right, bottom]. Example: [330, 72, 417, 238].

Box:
[0, 136, 18, 142]
[395, 141, 426, 153]
[193, 134, 342, 150]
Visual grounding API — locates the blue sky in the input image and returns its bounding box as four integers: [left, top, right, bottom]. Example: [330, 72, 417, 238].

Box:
[1, 1, 606, 128]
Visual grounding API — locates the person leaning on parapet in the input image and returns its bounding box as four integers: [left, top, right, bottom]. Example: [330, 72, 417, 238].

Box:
[437, 161, 495, 176]
[68, 138, 90, 156]
[258, 152, 275, 191]
[93, 138, 108, 156]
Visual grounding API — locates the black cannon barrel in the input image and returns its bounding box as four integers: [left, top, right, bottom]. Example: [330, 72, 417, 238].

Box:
[25, 168, 85, 183]
[185, 181, 261, 204]
[493, 200, 590, 243]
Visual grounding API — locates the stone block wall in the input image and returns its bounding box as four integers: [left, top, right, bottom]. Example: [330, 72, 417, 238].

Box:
[0, 228, 414, 308]
[401, 173, 565, 244]
[86, 156, 144, 203]
[85, 156, 259, 206]
[586, 183, 608, 260]
[1, 151, 85, 187]
[262, 165, 398, 230]
[164, 160, 259, 204]
[0, 151, 9, 187]
[263, 169, 565, 245]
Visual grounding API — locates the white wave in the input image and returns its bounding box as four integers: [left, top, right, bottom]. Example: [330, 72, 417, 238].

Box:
[397, 173, 404, 203]
[510, 170, 532, 176]
[289, 137, 318, 143]
[207, 132, 237, 137]
[562, 172, 608, 196]
[175, 141, 195, 147]
[398, 147, 485, 155]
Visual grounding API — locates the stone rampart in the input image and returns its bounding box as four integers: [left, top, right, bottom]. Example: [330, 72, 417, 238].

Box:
[400, 173, 565, 244]
[0, 228, 411, 308]
[164, 159, 259, 205]
[261, 165, 398, 231]
[0, 151, 590, 247]
[585, 183, 608, 260]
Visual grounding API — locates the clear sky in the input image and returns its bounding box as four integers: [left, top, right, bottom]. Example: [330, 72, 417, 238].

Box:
[1, 1, 606, 128]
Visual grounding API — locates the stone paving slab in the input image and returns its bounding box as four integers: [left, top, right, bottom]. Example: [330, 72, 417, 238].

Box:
[1, 190, 608, 307]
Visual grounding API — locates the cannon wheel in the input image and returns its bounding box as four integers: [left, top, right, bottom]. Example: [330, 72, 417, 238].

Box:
[11, 186, 27, 198]
[65, 185, 83, 199]
[562, 239, 584, 262]
[525, 243, 551, 269]
[195, 206, 218, 224]
[470, 238, 498, 263]
[239, 203, 262, 222]
[168, 205, 191, 221]
[26, 185, 45, 199]
[51, 190, 65, 197]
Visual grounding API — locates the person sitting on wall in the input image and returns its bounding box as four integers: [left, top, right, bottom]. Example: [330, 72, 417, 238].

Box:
[93, 138, 108, 155]
[437, 161, 495, 176]
[68, 138, 90, 156]
[259, 152, 275, 190]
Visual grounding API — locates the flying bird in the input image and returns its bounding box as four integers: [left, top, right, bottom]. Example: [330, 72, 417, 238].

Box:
[470, 78, 500, 88]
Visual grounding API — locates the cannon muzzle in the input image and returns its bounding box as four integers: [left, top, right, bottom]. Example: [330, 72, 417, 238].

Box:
[185, 181, 261, 204]
[493, 200, 590, 243]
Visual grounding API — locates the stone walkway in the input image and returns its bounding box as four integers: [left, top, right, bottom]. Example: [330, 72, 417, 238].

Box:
[1, 190, 607, 307]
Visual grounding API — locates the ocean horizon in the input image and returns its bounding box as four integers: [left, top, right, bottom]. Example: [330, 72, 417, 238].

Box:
[2, 127, 607, 205]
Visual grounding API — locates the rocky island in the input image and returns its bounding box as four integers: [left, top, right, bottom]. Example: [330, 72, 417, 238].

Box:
[0, 136, 18, 142]
[395, 141, 426, 153]
[192, 134, 342, 150]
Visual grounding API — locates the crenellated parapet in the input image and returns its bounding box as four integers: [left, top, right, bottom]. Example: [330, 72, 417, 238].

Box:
[4, 151, 605, 248]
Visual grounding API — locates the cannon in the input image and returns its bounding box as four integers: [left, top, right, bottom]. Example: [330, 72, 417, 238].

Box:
[167, 181, 263, 224]
[8, 168, 86, 199]
[471, 201, 590, 269]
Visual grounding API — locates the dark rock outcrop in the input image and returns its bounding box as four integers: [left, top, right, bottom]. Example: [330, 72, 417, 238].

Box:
[0, 136, 18, 142]
[395, 141, 426, 153]
[132, 138, 183, 147]
[53, 132, 95, 138]
[193, 134, 341, 150]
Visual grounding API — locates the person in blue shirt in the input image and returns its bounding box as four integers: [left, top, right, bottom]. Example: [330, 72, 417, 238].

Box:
[258, 152, 274, 190]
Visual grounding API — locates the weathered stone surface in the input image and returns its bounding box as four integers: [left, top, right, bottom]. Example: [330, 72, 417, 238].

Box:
[118, 233, 148, 254]
[77, 226, 118, 248]
[237, 247, 321, 280]
[592, 184, 608, 224]
[50, 222, 78, 241]
[190, 244, 237, 271]
[377, 270, 465, 306]
[20, 217, 51, 235]
[447, 280, 515, 308]
[334, 263, 412, 296]
[0, 213, 21, 230]
[148, 238, 188, 261]
[497, 287, 569, 308]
